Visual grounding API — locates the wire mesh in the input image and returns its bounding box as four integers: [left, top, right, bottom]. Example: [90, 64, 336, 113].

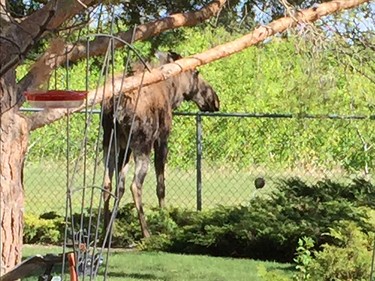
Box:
[23, 110, 374, 215]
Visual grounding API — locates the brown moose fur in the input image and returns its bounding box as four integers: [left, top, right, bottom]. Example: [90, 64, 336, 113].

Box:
[102, 51, 219, 237]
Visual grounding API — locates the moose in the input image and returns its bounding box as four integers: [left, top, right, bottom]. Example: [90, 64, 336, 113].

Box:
[102, 51, 220, 237]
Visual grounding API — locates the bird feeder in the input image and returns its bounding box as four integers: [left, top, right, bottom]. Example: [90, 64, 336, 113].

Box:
[24, 90, 87, 108]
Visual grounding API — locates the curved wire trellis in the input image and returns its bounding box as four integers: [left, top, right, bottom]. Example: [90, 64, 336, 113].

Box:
[371, 237, 375, 281]
[0, 3, 149, 278]
[59, 29, 150, 281]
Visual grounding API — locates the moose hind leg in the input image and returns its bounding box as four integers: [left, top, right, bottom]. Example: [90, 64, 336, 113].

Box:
[131, 152, 151, 238]
[116, 147, 132, 201]
[102, 111, 116, 230]
[154, 140, 168, 208]
[103, 143, 116, 231]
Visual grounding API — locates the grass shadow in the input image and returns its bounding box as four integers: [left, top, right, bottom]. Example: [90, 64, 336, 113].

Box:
[105, 272, 158, 280]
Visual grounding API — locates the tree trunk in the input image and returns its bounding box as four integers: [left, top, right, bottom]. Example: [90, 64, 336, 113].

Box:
[0, 72, 29, 274]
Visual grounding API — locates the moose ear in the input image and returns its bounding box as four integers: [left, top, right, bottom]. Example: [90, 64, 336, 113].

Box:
[167, 51, 182, 61]
[155, 51, 169, 63]
[155, 50, 182, 64]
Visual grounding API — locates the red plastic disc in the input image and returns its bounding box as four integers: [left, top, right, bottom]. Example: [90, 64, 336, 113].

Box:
[24, 90, 88, 108]
[24, 90, 87, 101]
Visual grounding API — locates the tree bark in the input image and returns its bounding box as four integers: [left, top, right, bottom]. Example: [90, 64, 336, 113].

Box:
[29, 0, 370, 130]
[0, 72, 30, 274]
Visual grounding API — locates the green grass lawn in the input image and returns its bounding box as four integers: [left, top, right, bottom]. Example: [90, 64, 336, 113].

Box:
[21, 245, 293, 281]
[23, 160, 264, 215]
[23, 160, 359, 216]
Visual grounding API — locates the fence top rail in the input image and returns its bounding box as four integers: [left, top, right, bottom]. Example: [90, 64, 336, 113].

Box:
[174, 112, 375, 120]
[20, 108, 374, 120]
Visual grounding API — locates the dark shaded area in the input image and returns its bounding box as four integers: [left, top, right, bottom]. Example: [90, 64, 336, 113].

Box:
[106, 272, 157, 279]
[0, 253, 67, 281]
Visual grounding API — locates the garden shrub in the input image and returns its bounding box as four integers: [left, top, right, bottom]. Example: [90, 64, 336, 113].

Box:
[142, 178, 374, 262]
[23, 178, 374, 266]
[23, 211, 101, 245]
[293, 222, 374, 281]
[257, 265, 291, 281]
[293, 237, 315, 281]
[24, 213, 65, 244]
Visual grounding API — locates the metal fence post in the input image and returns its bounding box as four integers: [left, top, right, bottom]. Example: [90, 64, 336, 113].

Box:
[196, 113, 202, 211]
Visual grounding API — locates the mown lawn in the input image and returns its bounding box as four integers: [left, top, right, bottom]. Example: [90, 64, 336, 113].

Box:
[23, 160, 349, 216]
[22, 245, 293, 281]
[23, 161, 269, 215]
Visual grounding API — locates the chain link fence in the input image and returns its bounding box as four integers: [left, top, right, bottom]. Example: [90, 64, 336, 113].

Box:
[23, 110, 374, 216]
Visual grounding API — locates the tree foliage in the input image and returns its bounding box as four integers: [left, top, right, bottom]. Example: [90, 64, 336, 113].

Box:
[25, 24, 375, 173]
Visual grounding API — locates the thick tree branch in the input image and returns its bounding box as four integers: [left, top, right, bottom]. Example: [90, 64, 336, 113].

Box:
[0, 0, 97, 76]
[18, 0, 227, 93]
[29, 0, 370, 131]
[0, 0, 12, 24]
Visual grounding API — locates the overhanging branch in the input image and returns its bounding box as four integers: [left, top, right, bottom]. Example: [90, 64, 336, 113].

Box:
[18, 0, 227, 93]
[0, 0, 97, 76]
[29, 0, 370, 131]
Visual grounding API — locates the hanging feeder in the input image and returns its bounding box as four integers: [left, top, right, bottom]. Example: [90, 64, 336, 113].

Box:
[25, 90, 88, 108]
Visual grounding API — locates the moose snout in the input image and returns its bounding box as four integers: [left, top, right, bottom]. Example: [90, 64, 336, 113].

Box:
[207, 91, 220, 112]
[213, 97, 220, 111]
[202, 101, 219, 112]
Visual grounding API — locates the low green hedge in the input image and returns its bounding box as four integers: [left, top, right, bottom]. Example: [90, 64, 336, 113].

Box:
[24, 178, 374, 266]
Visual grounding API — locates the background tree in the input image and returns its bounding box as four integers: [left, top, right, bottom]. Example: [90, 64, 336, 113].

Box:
[0, 0, 370, 273]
